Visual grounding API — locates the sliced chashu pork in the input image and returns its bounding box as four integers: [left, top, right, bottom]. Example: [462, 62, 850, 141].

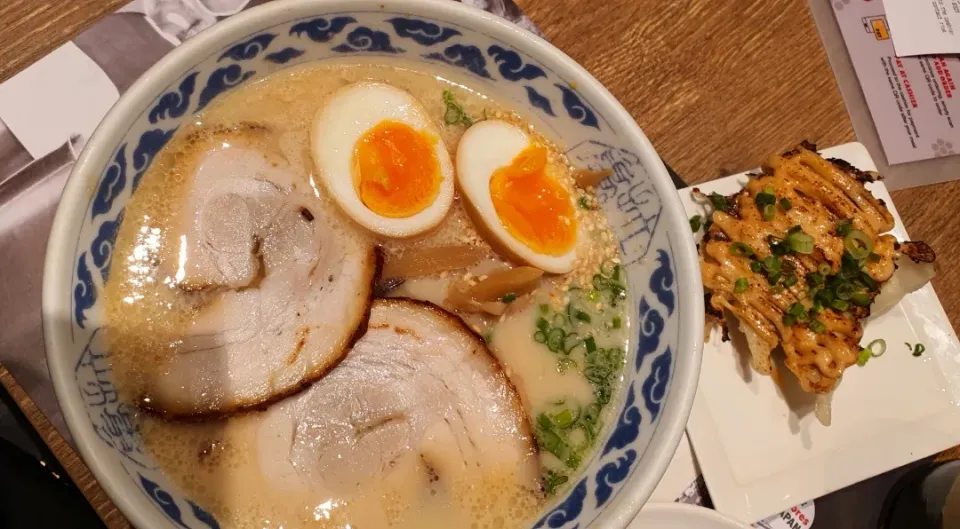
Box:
[143, 140, 377, 417]
[257, 298, 540, 498]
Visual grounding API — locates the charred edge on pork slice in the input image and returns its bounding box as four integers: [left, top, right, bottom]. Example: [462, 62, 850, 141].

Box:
[377, 297, 540, 463]
[139, 246, 383, 423]
[182, 121, 271, 144]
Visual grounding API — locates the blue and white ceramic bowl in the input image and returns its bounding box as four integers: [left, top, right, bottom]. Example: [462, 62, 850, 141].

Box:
[41, 1, 703, 527]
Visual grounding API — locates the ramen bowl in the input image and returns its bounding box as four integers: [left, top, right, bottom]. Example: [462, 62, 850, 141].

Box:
[41, 0, 703, 527]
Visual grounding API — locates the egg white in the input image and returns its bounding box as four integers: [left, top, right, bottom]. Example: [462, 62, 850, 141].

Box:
[456, 120, 578, 274]
[312, 82, 454, 238]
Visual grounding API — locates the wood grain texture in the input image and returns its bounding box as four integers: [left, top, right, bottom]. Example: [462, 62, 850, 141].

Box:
[0, 0, 128, 85]
[0, 0, 956, 526]
[519, 0, 855, 180]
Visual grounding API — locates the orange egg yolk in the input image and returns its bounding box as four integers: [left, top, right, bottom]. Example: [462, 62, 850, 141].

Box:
[353, 120, 441, 218]
[490, 145, 577, 256]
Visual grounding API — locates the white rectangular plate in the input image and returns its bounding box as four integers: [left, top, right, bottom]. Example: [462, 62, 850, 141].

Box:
[680, 142, 960, 523]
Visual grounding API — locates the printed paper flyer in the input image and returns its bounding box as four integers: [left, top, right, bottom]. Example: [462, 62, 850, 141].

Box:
[833, 0, 960, 164]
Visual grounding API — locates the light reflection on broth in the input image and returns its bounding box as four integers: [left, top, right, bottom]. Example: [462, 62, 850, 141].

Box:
[104, 61, 630, 528]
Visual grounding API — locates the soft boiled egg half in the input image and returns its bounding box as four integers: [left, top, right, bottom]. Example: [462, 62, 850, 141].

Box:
[312, 82, 454, 238]
[457, 120, 578, 274]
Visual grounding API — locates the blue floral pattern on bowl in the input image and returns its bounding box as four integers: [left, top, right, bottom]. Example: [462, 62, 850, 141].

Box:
[61, 7, 689, 529]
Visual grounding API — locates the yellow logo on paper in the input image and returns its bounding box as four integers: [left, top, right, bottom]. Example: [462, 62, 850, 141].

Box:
[871, 18, 890, 40]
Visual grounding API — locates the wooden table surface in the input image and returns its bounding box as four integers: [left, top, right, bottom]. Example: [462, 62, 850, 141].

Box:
[1, 0, 957, 527]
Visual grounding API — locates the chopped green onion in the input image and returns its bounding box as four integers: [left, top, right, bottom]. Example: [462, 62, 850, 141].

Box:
[611, 316, 622, 329]
[709, 192, 730, 212]
[783, 313, 797, 326]
[818, 262, 832, 275]
[539, 304, 549, 314]
[840, 252, 861, 275]
[786, 230, 815, 254]
[537, 317, 549, 330]
[836, 219, 853, 237]
[755, 192, 776, 207]
[779, 197, 792, 211]
[689, 215, 702, 232]
[767, 235, 790, 256]
[817, 288, 836, 303]
[808, 319, 827, 333]
[750, 261, 763, 273]
[860, 271, 879, 292]
[829, 299, 849, 311]
[581, 403, 601, 427]
[502, 293, 517, 303]
[806, 272, 824, 287]
[730, 242, 755, 257]
[574, 310, 591, 323]
[834, 283, 855, 300]
[844, 230, 873, 260]
[442, 89, 473, 126]
[767, 272, 781, 286]
[857, 348, 871, 367]
[913, 343, 926, 357]
[868, 252, 881, 262]
[484, 330, 494, 343]
[579, 196, 592, 210]
[586, 290, 600, 302]
[771, 284, 784, 294]
[787, 302, 807, 317]
[867, 338, 887, 357]
[787, 225, 803, 235]
[734, 277, 749, 293]
[544, 470, 568, 494]
[762, 203, 776, 221]
[810, 302, 824, 314]
[783, 274, 798, 288]
[552, 409, 577, 428]
[763, 255, 781, 275]
[763, 185, 775, 194]
[584, 336, 597, 353]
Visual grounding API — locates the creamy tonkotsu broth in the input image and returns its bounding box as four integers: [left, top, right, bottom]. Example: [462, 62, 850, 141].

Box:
[104, 60, 630, 529]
